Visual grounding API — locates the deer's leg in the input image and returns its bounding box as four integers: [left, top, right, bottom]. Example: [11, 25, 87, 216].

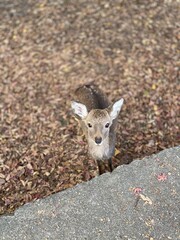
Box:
[108, 158, 113, 172]
[97, 160, 104, 175]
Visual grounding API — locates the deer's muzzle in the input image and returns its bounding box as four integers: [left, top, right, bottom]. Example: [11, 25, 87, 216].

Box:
[95, 137, 102, 145]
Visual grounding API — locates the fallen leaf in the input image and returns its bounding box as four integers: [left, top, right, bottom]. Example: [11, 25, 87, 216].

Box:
[0, 179, 5, 185]
[133, 187, 143, 195]
[157, 173, 168, 182]
[114, 148, 120, 156]
[152, 84, 156, 90]
[0, 173, 5, 179]
[139, 194, 153, 205]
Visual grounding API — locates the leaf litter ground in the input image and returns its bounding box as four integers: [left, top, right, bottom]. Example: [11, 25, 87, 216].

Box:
[0, 0, 179, 215]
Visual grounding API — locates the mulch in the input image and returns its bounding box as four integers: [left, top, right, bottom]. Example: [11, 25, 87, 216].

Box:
[0, 0, 179, 215]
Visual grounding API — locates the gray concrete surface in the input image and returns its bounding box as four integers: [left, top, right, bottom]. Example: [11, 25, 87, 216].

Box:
[0, 147, 180, 240]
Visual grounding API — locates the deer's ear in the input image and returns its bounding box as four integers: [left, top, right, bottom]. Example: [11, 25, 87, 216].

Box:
[71, 101, 88, 119]
[110, 98, 124, 120]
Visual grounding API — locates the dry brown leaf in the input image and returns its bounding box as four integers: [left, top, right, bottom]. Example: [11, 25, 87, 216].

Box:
[139, 194, 153, 205]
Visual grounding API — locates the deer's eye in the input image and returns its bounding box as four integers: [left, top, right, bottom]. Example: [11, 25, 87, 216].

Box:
[105, 123, 110, 128]
[88, 123, 92, 128]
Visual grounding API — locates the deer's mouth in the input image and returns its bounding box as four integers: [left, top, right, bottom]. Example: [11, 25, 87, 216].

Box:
[95, 142, 102, 146]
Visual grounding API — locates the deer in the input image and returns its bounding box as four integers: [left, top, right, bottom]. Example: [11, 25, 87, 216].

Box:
[71, 83, 124, 175]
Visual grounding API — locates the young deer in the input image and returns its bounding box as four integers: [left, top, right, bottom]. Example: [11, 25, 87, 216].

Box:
[71, 83, 124, 175]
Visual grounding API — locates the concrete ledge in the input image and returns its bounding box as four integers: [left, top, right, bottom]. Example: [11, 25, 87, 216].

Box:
[0, 147, 179, 240]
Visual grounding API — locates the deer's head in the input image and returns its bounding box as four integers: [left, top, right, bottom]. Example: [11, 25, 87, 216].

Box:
[71, 99, 124, 145]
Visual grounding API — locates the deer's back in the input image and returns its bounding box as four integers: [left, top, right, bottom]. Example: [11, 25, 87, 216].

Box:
[74, 84, 110, 112]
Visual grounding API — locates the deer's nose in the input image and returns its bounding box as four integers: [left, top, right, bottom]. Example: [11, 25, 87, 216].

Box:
[95, 137, 102, 144]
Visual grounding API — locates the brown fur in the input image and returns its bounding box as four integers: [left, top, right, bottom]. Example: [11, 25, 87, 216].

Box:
[74, 83, 110, 111]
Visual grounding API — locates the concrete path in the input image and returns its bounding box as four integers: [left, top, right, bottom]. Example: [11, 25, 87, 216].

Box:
[0, 147, 179, 240]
